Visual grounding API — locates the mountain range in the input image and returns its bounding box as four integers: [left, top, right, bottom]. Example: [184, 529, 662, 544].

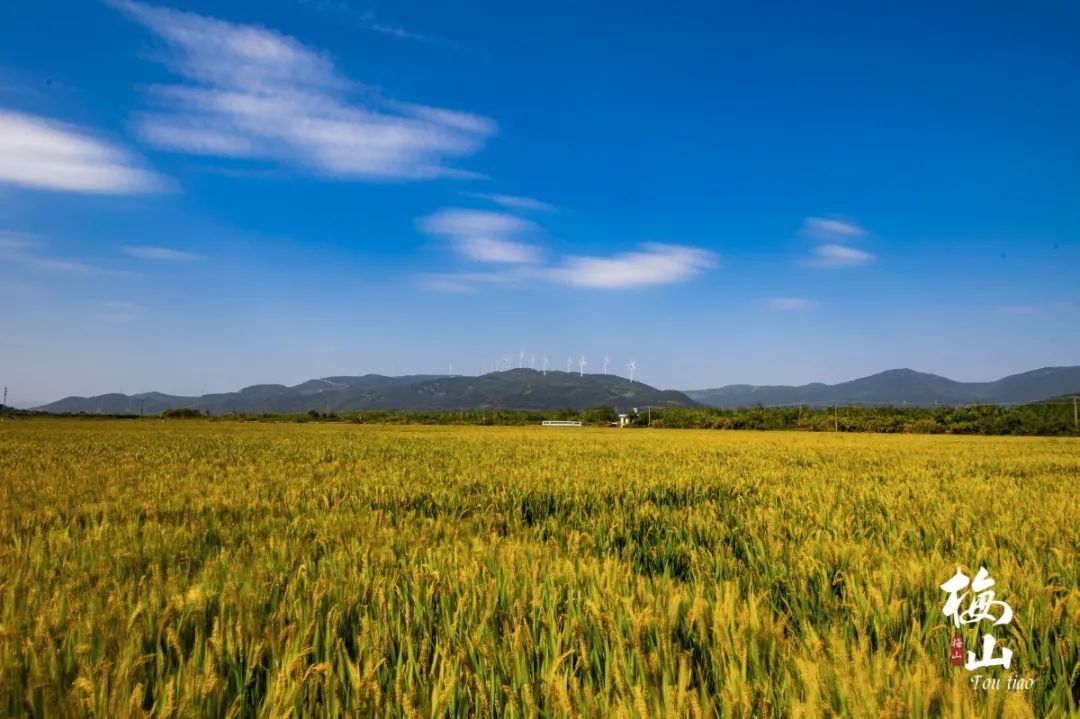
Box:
[33, 366, 1080, 415]
[685, 366, 1080, 408]
[37, 370, 693, 415]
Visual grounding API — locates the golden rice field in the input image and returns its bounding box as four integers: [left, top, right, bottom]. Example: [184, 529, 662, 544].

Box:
[1, 419, 1078, 718]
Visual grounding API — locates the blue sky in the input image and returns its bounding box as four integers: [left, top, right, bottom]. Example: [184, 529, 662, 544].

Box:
[1, 0, 1077, 404]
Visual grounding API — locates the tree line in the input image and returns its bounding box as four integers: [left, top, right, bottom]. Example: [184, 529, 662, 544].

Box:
[12, 401, 1076, 435]
[191, 402, 1079, 436]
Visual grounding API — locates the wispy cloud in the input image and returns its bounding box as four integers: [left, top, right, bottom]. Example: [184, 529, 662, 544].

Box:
[0, 232, 120, 274]
[546, 243, 717, 289]
[416, 270, 523, 294]
[364, 20, 432, 43]
[804, 243, 875, 268]
[294, 1, 438, 44]
[417, 203, 717, 291]
[418, 208, 544, 263]
[416, 275, 480, 294]
[766, 297, 818, 311]
[189, 164, 289, 180]
[462, 192, 555, 212]
[1000, 304, 1045, 316]
[20, 256, 112, 273]
[800, 217, 867, 241]
[0, 109, 167, 194]
[798, 216, 874, 269]
[95, 300, 145, 322]
[122, 244, 204, 261]
[998, 303, 1076, 317]
[420, 242, 718, 292]
[112, 0, 495, 180]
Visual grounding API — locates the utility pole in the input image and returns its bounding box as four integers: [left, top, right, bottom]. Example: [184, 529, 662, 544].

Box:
[2, 386, 6, 407]
[1074, 396, 1078, 434]
[647, 405, 651, 426]
[833, 403, 839, 432]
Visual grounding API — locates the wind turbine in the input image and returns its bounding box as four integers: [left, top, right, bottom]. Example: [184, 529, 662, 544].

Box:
[579, 354, 587, 378]
[542, 356, 549, 375]
[518, 350, 525, 369]
[448, 361, 453, 377]
[603, 356, 610, 375]
[529, 353, 535, 370]
[627, 360, 637, 383]
[566, 356, 572, 373]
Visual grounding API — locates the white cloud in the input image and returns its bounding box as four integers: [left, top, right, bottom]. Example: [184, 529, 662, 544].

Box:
[0, 232, 34, 251]
[797, 216, 875, 269]
[462, 192, 555, 212]
[0, 232, 120, 274]
[21, 256, 111, 273]
[546, 243, 717, 289]
[418, 243, 719, 293]
[95, 300, 145, 322]
[999, 304, 1045, 316]
[766, 297, 818, 311]
[997, 303, 1076, 317]
[418, 208, 543, 264]
[801, 216, 867, 241]
[0, 110, 167, 194]
[416, 276, 478, 294]
[416, 271, 519, 293]
[365, 22, 432, 43]
[799, 213, 872, 267]
[113, 0, 495, 180]
[804, 243, 875, 268]
[416, 207, 717, 291]
[123, 244, 203, 261]
[295, 1, 437, 44]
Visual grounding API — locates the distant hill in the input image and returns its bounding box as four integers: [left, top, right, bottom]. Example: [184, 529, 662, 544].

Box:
[686, 366, 1080, 408]
[37, 370, 695, 415]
